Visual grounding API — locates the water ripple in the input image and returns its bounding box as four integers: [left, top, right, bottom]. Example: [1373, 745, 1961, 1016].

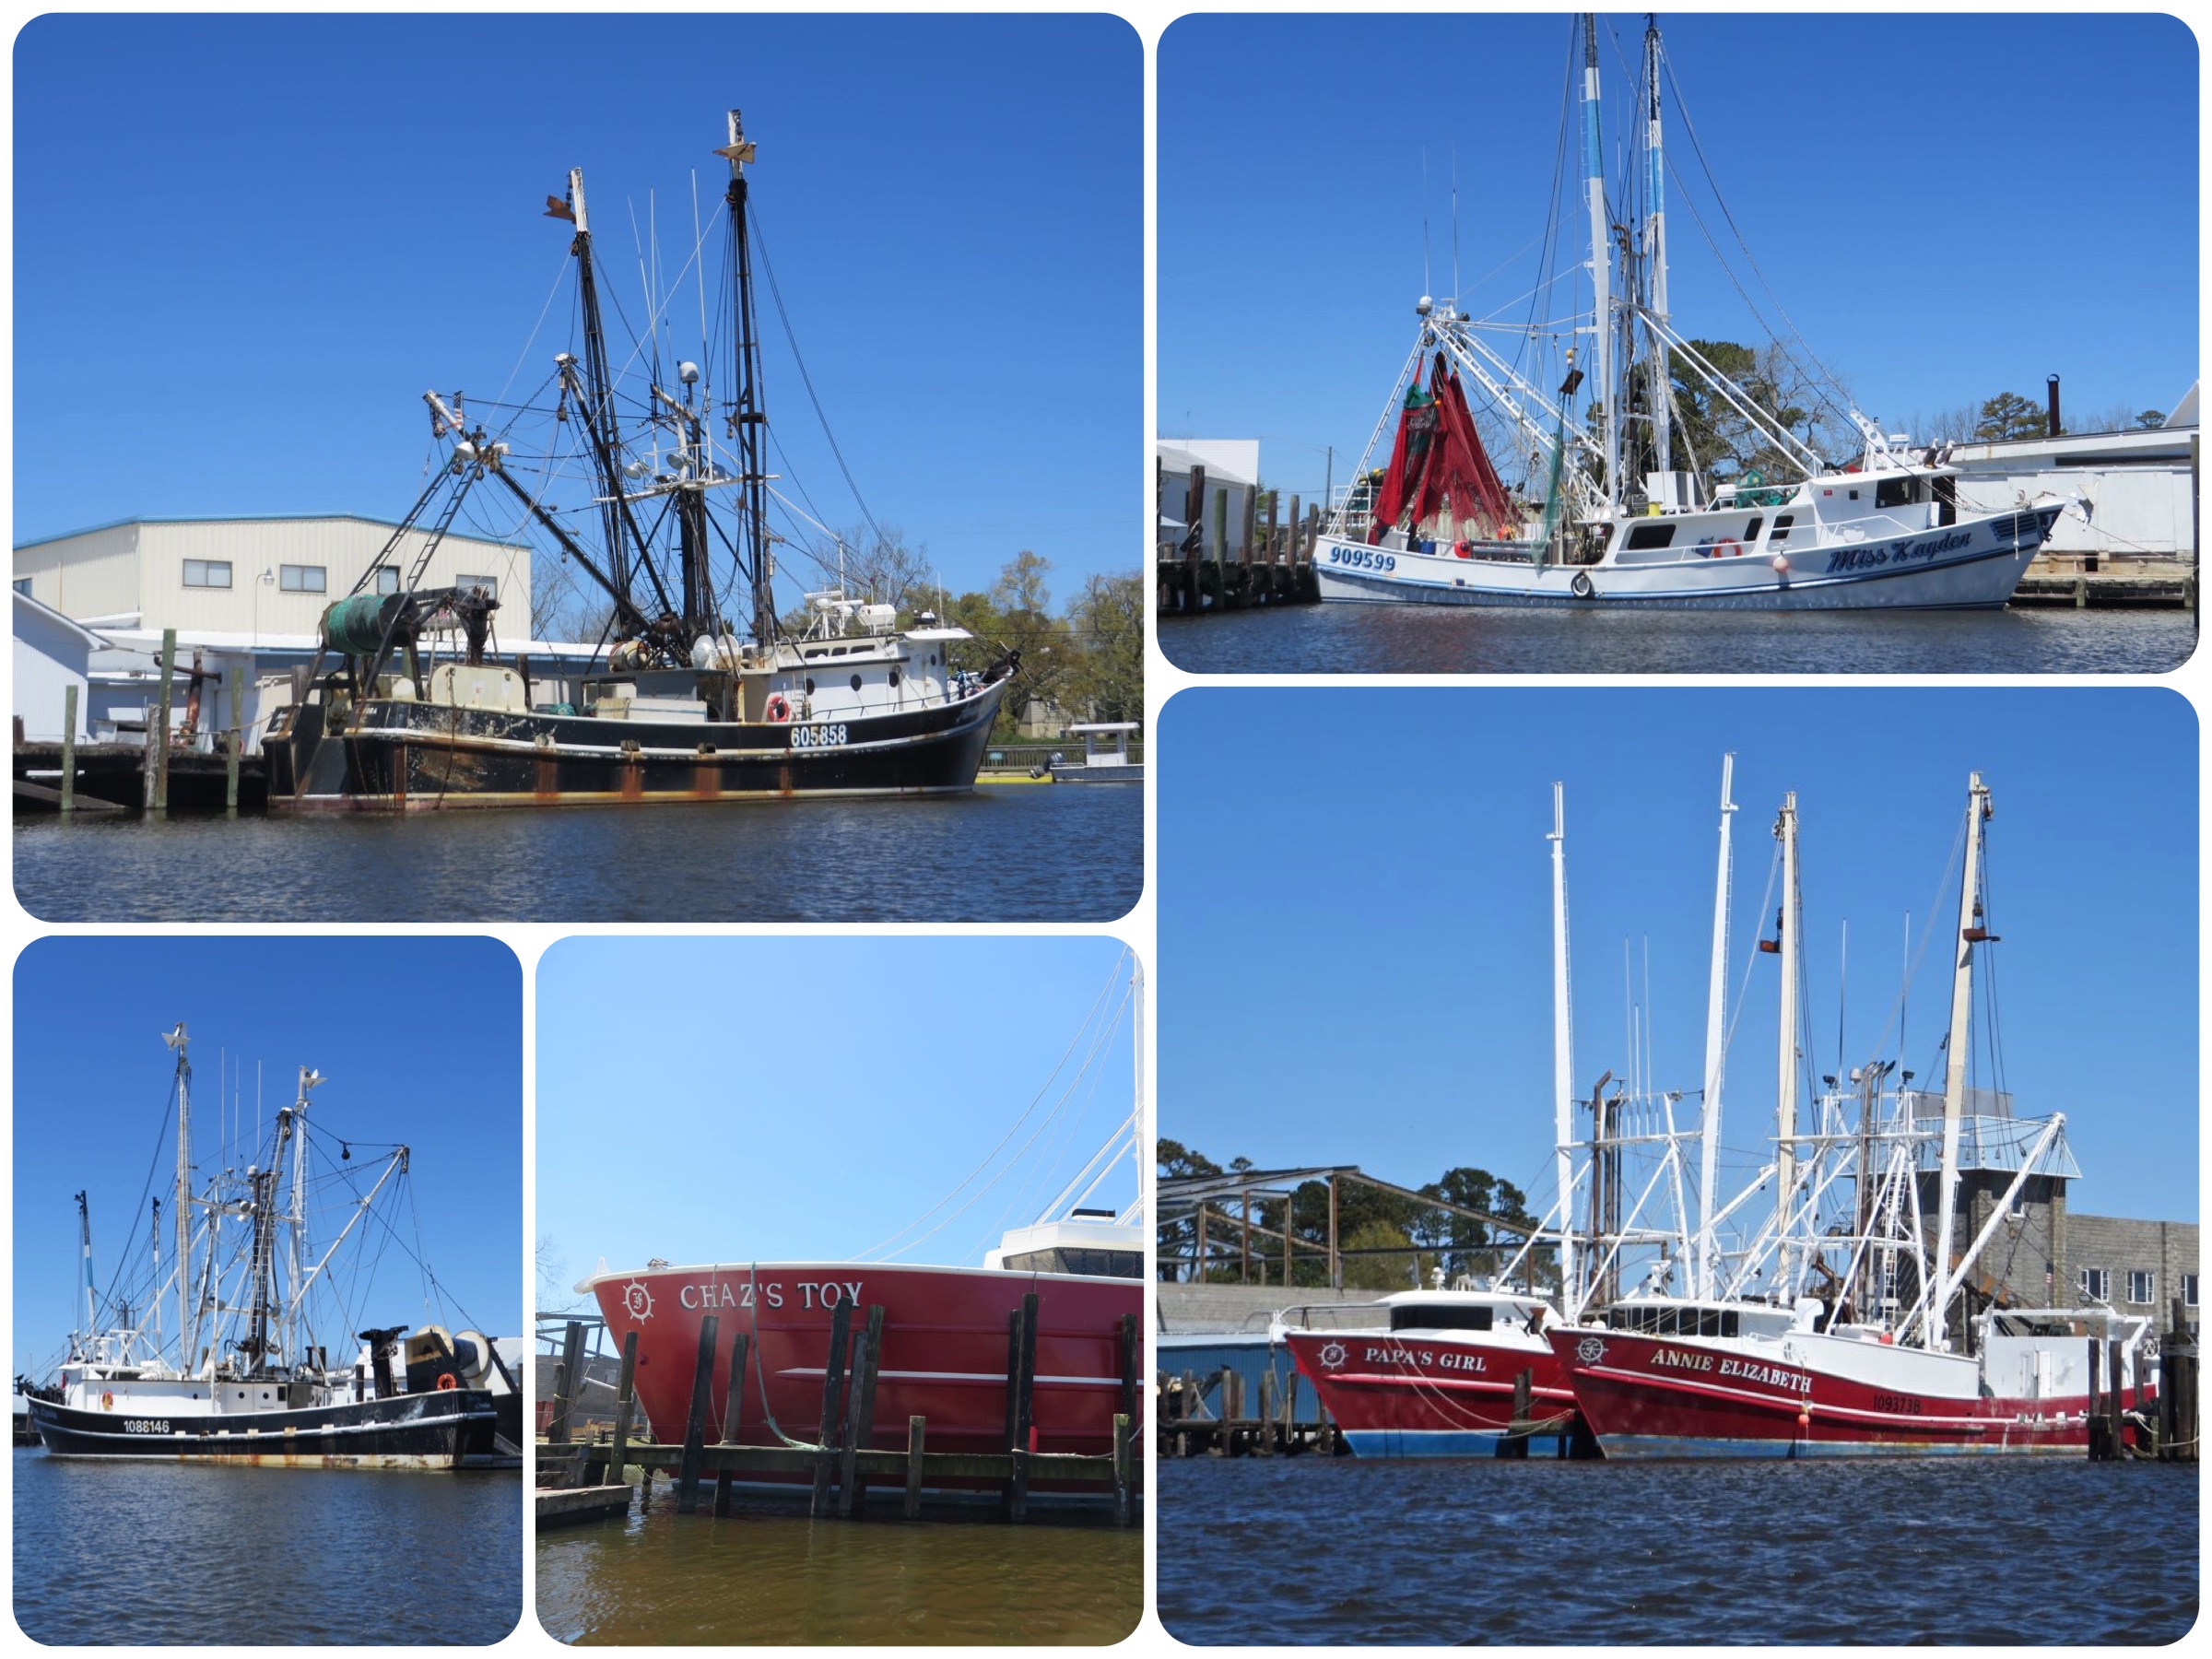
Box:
[1159, 1455, 2198, 1644]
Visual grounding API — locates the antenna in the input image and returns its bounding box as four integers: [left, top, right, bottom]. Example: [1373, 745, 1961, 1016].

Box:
[1420, 147, 1431, 299]
[1451, 145, 1462, 303]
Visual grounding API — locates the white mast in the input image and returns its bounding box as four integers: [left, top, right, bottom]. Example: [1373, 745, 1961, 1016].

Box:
[1773, 794, 1800, 1233]
[287, 1065, 324, 1369]
[1928, 772, 1990, 1351]
[1696, 753, 1738, 1299]
[1549, 782, 1577, 1309]
[1580, 13, 1618, 511]
[1641, 16, 1672, 477]
[164, 1024, 191, 1373]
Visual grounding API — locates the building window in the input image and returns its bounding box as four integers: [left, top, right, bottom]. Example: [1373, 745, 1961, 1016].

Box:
[374, 567, 401, 594]
[12, 578, 29, 595]
[2186, 1275, 2200, 1309]
[279, 564, 327, 594]
[182, 559, 232, 589]
[2128, 1270, 2156, 1305]
[455, 574, 498, 599]
[2079, 1265, 2110, 1301]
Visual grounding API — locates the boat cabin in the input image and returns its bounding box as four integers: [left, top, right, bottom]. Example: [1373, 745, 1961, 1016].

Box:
[985, 1211, 1143, 1279]
[1595, 464, 1962, 568]
[1371, 1288, 1553, 1335]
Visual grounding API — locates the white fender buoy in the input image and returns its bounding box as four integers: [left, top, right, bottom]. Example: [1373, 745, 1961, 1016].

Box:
[1771, 555, 1790, 574]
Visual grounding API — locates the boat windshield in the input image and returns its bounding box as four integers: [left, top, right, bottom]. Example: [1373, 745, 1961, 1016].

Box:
[995, 1246, 1143, 1278]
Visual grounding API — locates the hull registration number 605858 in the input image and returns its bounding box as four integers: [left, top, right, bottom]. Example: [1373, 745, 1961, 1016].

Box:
[790, 724, 848, 749]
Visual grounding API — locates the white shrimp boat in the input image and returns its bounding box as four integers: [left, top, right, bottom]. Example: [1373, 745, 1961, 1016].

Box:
[1317, 16, 2071, 613]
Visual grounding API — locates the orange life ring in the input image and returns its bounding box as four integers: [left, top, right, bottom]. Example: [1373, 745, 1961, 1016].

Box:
[436, 1372, 459, 1391]
[100, 1390, 114, 1411]
[1714, 538, 1743, 559]
[765, 693, 792, 723]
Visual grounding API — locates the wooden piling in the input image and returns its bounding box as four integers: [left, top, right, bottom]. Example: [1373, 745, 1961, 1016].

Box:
[149, 628, 176, 817]
[810, 1299, 853, 1517]
[1182, 465, 1206, 612]
[714, 1329, 750, 1517]
[1008, 1291, 1040, 1520]
[224, 667, 242, 813]
[2160, 1295, 2197, 1464]
[1112, 1411, 1134, 1525]
[59, 685, 78, 816]
[838, 1303, 887, 1519]
[1504, 1370, 1534, 1459]
[904, 1416, 927, 1518]
[548, 1320, 585, 1447]
[606, 1328, 640, 1487]
[1259, 1370, 1277, 1456]
[2110, 1335, 2128, 1452]
[676, 1313, 720, 1513]
[2086, 1336, 2112, 1461]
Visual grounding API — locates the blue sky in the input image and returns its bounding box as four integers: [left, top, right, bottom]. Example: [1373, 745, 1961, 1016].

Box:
[13, 936, 522, 1379]
[535, 936, 1140, 1309]
[1161, 12, 2200, 502]
[13, 14, 1140, 600]
[1159, 688, 2198, 1227]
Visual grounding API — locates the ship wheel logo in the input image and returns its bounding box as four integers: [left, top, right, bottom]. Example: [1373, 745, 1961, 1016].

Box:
[1575, 1335, 1608, 1367]
[1317, 1341, 1348, 1370]
[621, 1279, 655, 1323]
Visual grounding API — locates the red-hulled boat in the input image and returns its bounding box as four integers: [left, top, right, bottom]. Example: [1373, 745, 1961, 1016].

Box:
[1283, 1289, 1578, 1456]
[582, 1232, 1141, 1480]
[1548, 1299, 2155, 1458]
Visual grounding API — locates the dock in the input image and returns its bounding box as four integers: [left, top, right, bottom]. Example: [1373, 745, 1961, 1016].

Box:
[2010, 553, 2196, 608]
[535, 1483, 633, 1528]
[538, 1300, 1142, 1526]
[1158, 466, 1321, 617]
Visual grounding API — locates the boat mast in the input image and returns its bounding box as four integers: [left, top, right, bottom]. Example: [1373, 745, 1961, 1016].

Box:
[1580, 14, 1618, 512]
[1695, 753, 1737, 1299]
[563, 170, 641, 606]
[74, 1190, 95, 1348]
[286, 1066, 323, 1370]
[1548, 782, 1578, 1310]
[718, 110, 776, 649]
[165, 1023, 191, 1372]
[1928, 772, 1990, 1350]
[1641, 15, 1672, 478]
[1773, 794, 1799, 1236]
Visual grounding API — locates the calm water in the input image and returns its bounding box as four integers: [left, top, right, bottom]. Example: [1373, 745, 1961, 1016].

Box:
[535, 1491, 1143, 1644]
[11, 784, 1140, 922]
[12, 1451, 521, 1644]
[1159, 1455, 2197, 1644]
[1159, 605, 2196, 676]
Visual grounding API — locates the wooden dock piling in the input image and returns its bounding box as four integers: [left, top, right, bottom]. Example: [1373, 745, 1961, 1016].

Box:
[838, 1304, 887, 1518]
[548, 1320, 584, 1446]
[1006, 1291, 1040, 1522]
[714, 1329, 750, 1518]
[810, 1299, 853, 1517]
[676, 1313, 721, 1513]
[59, 686, 77, 816]
[1503, 1371, 1534, 1460]
[606, 1328, 640, 1486]
[2159, 1297, 2197, 1464]
[147, 628, 176, 817]
[904, 1416, 927, 1518]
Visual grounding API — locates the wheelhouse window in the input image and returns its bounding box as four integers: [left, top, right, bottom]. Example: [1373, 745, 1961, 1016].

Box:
[1770, 515, 1794, 543]
[1390, 1304, 1492, 1334]
[1875, 477, 1921, 510]
[1606, 1304, 1740, 1338]
[12, 578, 29, 595]
[1744, 517, 1764, 543]
[182, 559, 232, 589]
[1623, 522, 1677, 552]
[997, 1247, 1141, 1278]
[2128, 1270, 2156, 1305]
[455, 574, 498, 598]
[279, 564, 326, 594]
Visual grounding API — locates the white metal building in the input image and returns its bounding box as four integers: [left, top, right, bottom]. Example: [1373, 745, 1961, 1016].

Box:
[12, 515, 535, 641]
[1159, 441, 1261, 559]
[1945, 387, 2198, 564]
[12, 589, 106, 742]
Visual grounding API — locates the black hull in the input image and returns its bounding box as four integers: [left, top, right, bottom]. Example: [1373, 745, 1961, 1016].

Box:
[26, 1389, 499, 1470]
[264, 679, 1007, 814]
